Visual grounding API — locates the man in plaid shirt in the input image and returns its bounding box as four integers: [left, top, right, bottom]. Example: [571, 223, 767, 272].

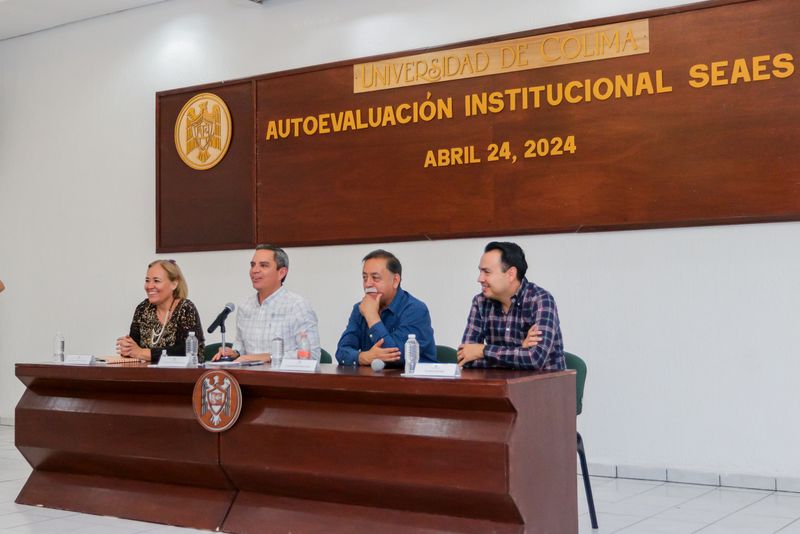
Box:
[458, 241, 565, 370]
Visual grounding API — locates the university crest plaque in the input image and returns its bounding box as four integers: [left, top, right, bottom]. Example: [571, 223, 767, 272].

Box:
[174, 92, 232, 170]
[193, 370, 242, 432]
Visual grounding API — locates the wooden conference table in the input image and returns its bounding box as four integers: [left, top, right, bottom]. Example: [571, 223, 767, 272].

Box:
[15, 362, 577, 533]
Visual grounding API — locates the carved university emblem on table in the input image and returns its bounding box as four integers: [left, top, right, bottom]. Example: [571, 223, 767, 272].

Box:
[174, 92, 232, 170]
[193, 370, 242, 432]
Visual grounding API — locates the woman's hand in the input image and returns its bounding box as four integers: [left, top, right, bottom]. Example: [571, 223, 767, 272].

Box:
[116, 336, 150, 361]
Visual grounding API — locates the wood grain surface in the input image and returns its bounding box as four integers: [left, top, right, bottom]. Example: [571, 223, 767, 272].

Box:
[15, 363, 576, 533]
[157, 0, 798, 251]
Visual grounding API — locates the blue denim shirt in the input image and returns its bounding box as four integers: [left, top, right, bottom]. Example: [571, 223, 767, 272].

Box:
[335, 288, 437, 366]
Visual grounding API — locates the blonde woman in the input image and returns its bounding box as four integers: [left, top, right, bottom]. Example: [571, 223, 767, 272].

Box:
[116, 260, 205, 363]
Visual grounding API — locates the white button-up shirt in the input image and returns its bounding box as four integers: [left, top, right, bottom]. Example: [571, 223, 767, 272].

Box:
[233, 286, 321, 359]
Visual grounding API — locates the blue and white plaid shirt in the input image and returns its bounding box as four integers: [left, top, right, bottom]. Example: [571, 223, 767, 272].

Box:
[233, 286, 321, 359]
[461, 278, 565, 370]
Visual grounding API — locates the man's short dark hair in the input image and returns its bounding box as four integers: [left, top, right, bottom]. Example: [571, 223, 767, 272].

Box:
[256, 243, 289, 284]
[484, 241, 527, 281]
[362, 249, 402, 278]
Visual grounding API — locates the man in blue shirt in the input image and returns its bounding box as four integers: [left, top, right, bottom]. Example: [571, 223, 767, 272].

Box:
[336, 249, 436, 366]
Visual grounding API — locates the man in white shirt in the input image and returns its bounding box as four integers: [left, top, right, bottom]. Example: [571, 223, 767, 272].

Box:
[213, 244, 320, 362]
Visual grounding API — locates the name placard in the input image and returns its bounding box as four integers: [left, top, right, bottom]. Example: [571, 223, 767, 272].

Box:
[157, 355, 193, 368]
[63, 354, 95, 366]
[278, 359, 319, 373]
[404, 363, 461, 379]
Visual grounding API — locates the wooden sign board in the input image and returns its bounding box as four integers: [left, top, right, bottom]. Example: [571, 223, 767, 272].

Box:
[157, 0, 799, 251]
[157, 82, 255, 252]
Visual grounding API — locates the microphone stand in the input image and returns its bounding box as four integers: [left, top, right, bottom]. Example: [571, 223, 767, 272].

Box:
[220, 322, 227, 357]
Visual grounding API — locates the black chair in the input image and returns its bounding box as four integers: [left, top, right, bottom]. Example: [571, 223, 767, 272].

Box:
[565, 351, 598, 529]
[320, 348, 332, 364]
[435, 344, 457, 363]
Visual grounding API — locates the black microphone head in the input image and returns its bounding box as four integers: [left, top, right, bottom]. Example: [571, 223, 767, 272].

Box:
[208, 303, 236, 334]
[371, 359, 385, 372]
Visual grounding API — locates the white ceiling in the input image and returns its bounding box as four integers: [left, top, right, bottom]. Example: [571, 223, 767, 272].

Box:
[0, 0, 168, 41]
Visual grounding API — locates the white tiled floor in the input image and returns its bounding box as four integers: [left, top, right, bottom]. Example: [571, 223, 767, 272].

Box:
[578, 475, 800, 533]
[2, 425, 799, 533]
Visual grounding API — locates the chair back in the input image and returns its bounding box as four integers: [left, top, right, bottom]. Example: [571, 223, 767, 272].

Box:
[320, 348, 333, 364]
[436, 345, 458, 364]
[564, 351, 587, 416]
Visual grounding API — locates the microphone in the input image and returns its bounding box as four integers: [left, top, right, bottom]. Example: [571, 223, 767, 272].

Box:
[207, 303, 235, 333]
[371, 359, 385, 372]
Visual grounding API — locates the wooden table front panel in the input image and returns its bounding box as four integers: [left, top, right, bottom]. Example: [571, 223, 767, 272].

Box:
[14, 364, 576, 533]
[222, 367, 576, 533]
[14, 365, 234, 531]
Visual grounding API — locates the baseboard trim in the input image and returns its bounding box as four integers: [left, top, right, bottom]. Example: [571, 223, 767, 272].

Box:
[579, 462, 798, 493]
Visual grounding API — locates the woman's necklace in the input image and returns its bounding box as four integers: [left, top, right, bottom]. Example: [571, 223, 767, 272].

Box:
[152, 298, 177, 345]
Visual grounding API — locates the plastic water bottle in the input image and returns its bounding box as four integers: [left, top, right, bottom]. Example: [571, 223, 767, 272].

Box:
[185, 331, 198, 366]
[297, 331, 311, 360]
[271, 337, 284, 366]
[53, 332, 65, 363]
[404, 334, 419, 375]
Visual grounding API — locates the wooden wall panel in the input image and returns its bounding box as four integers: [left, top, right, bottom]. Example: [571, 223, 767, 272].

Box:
[157, 0, 800, 251]
[157, 81, 255, 252]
